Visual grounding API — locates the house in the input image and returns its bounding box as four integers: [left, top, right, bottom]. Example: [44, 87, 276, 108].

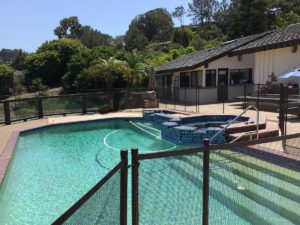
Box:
[155, 23, 300, 103]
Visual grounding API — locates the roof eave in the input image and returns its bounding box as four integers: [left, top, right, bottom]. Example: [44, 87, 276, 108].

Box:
[230, 39, 300, 56]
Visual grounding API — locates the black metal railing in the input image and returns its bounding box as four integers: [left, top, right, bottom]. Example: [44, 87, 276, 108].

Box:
[52, 150, 128, 225]
[0, 92, 117, 125]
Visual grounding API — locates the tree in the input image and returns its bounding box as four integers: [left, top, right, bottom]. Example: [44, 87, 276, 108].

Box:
[25, 39, 87, 86]
[190, 33, 206, 50]
[273, 12, 300, 28]
[0, 49, 22, 64]
[228, 0, 268, 38]
[125, 23, 149, 51]
[125, 8, 174, 50]
[12, 50, 28, 70]
[79, 26, 113, 48]
[188, 0, 219, 25]
[54, 16, 83, 39]
[172, 28, 193, 47]
[214, 0, 231, 34]
[123, 52, 150, 88]
[0, 63, 13, 95]
[172, 6, 186, 27]
[114, 36, 125, 49]
[88, 57, 128, 91]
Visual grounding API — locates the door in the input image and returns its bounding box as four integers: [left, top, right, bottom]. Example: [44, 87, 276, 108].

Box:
[217, 69, 229, 102]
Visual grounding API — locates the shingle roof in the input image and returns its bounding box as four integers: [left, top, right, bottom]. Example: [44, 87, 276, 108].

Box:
[232, 23, 300, 55]
[155, 32, 270, 74]
[155, 23, 300, 74]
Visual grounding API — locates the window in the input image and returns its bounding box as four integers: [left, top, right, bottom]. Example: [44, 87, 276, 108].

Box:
[191, 71, 203, 87]
[205, 69, 216, 87]
[230, 69, 252, 85]
[180, 72, 189, 88]
[164, 74, 172, 88]
[156, 75, 163, 88]
[218, 69, 228, 86]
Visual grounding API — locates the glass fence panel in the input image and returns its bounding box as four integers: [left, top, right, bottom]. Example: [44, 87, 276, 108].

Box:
[9, 99, 37, 121]
[86, 93, 112, 113]
[0, 102, 4, 124]
[43, 95, 82, 115]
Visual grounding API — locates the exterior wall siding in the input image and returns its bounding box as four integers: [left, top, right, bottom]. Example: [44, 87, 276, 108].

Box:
[207, 54, 255, 72]
[179, 88, 217, 103]
[254, 45, 300, 84]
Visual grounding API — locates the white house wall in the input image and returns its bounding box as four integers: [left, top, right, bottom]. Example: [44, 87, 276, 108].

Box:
[207, 54, 255, 74]
[254, 45, 300, 84]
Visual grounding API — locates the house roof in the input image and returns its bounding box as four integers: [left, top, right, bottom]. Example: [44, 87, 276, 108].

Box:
[231, 23, 300, 55]
[155, 23, 300, 74]
[155, 32, 270, 74]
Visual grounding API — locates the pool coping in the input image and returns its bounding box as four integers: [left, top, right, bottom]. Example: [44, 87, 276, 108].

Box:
[0, 115, 143, 186]
[0, 131, 19, 186]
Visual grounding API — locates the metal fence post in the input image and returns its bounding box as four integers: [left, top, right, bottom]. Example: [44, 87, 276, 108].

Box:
[257, 83, 260, 110]
[3, 101, 11, 125]
[82, 94, 87, 115]
[279, 84, 285, 135]
[120, 150, 128, 225]
[131, 148, 139, 225]
[37, 97, 43, 118]
[284, 86, 288, 136]
[243, 84, 247, 110]
[202, 139, 210, 225]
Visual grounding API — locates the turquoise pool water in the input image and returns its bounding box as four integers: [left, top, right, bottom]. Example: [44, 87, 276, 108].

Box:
[0, 119, 184, 225]
[0, 119, 299, 225]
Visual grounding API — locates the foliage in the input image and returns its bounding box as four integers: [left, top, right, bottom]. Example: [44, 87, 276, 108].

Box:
[125, 23, 149, 51]
[172, 28, 193, 47]
[123, 52, 151, 88]
[80, 26, 113, 48]
[172, 6, 186, 26]
[113, 35, 125, 49]
[12, 50, 28, 70]
[88, 57, 128, 91]
[142, 44, 195, 67]
[25, 38, 87, 86]
[0, 49, 22, 64]
[0, 63, 13, 95]
[125, 8, 174, 51]
[54, 16, 83, 39]
[188, 0, 219, 25]
[28, 78, 47, 92]
[190, 33, 206, 50]
[273, 12, 300, 29]
[54, 17, 113, 49]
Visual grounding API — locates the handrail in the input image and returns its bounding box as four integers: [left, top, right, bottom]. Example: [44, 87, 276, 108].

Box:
[210, 105, 259, 144]
[229, 130, 258, 143]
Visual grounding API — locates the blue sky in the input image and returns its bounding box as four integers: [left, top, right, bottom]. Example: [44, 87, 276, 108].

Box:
[0, 0, 191, 52]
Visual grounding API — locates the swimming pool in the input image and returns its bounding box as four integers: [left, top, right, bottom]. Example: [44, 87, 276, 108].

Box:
[0, 119, 185, 225]
[0, 118, 299, 225]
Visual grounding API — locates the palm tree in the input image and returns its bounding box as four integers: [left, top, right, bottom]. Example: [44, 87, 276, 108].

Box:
[89, 57, 127, 91]
[124, 52, 150, 90]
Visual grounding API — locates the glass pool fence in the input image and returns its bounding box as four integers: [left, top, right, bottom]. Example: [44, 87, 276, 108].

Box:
[52, 133, 300, 225]
[0, 91, 123, 125]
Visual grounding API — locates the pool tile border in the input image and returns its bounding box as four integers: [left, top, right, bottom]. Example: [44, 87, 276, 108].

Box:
[0, 131, 19, 186]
